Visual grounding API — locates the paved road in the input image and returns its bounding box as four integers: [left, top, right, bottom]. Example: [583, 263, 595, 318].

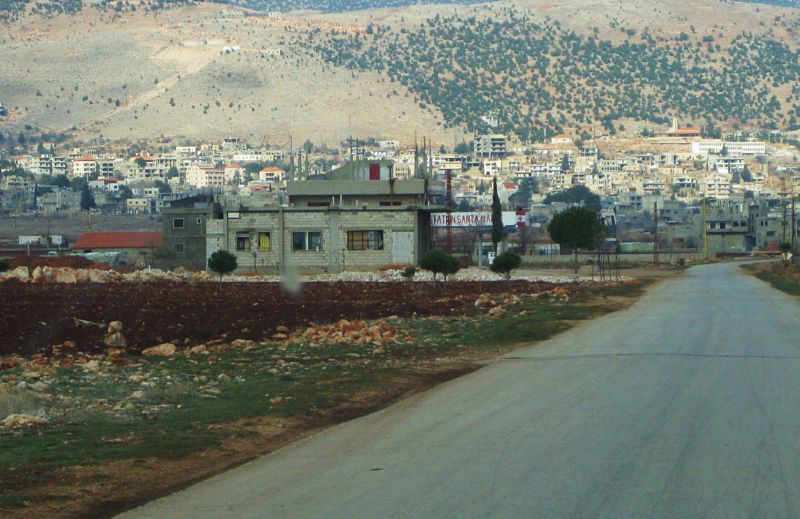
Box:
[120, 263, 800, 519]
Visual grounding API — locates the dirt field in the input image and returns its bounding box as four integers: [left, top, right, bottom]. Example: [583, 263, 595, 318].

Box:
[0, 268, 681, 518]
[0, 280, 562, 356]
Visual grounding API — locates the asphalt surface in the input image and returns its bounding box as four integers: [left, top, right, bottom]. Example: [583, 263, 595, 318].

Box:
[119, 263, 800, 519]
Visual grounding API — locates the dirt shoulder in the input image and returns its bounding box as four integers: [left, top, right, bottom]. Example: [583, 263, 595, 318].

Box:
[0, 271, 679, 518]
[741, 262, 800, 297]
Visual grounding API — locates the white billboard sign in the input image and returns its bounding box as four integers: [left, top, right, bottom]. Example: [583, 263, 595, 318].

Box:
[431, 211, 524, 228]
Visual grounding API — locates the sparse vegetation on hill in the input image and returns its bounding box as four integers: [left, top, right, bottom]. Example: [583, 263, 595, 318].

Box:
[738, 0, 799, 6]
[309, 9, 800, 136]
[219, 0, 486, 13]
[0, 0, 196, 21]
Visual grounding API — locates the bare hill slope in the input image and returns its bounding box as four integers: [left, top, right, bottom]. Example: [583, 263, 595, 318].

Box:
[1, 0, 799, 145]
[0, 4, 456, 146]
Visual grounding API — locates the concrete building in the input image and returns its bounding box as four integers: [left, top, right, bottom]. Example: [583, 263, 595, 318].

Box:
[203, 161, 439, 273]
[71, 156, 97, 178]
[692, 141, 767, 156]
[162, 195, 221, 269]
[186, 165, 225, 189]
[126, 197, 153, 214]
[475, 134, 508, 158]
[207, 204, 436, 273]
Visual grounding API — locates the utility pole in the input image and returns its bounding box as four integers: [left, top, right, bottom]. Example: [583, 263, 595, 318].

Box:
[653, 201, 659, 266]
[446, 169, 453, 253]
[781, 179, 787, 248]
[413, 133, 418, 178]
[702, 198, 708, 259]
[288, 135, 294, 182]
[792, 182, 797, 265]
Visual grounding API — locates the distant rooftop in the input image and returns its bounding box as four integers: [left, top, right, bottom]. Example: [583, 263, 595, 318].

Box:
[73, 231, 163, 250]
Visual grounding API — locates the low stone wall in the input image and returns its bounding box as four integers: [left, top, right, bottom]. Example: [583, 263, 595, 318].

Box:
[522, 251, 705, 266]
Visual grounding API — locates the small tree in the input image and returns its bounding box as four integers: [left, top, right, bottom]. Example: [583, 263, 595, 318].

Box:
[208, 250, 237, 281]
[547, 207, 606, 273]
[48, 175, 70, 188]
[419, 249, 460, 281]
[490, 251, 522, 282]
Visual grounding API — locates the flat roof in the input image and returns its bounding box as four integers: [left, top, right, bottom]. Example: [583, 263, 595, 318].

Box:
[287, 179, 426, 197]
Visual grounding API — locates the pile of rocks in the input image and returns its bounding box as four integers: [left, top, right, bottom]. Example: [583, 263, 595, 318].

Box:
[272, 319, 411, 349]
[0, 266, 221, 284]
[474, 292, 525, 319]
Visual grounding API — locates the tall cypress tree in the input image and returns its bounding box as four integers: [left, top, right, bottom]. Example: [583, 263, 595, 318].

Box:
[491, 176, 503, 254]
[80, 183, 96, 211]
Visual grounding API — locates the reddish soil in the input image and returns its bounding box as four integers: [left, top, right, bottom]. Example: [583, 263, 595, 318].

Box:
[0, 280, 558, 356]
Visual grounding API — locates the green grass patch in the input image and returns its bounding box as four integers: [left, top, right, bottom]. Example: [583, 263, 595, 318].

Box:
[0, 493, 29, 509]
[746, 267, 800, 297]
[0, 280, 649, 509]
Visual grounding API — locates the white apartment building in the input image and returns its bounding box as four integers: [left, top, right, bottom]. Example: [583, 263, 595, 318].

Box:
[258, 167, 285, 184]
[176, 146, 197, 157]
[186, 165, 225, 189]
[702, 173, 732, 199]
[713, 157, 746, 175]
[71, 156, 97, 178]
[482, 160, 501, 176]
[232, 152, 263, 163]
[691, 140, 767, 156]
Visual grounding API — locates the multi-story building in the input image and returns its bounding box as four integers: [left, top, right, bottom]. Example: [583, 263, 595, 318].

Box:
[163, 160, 441, 273]
[692, 140, 767, 156]
[702, 174, 732, 199]
[475, 134, 508, 158]
[186, 165, 225, 189]
[71, 156, 97, 178]
[126, 198, 154, 214]
[161, 195, 221, 269]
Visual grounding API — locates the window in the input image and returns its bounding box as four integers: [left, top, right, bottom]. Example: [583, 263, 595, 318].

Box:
[196, 218, 202, 225]
[236, 232, 251, 251]
[347, 230, 384, 251]
[379, 201, 402, 207]
[292, 231, 323, 251]
[174, 243, 185, 254]
[258, 232, 271, 252]
[172, 218, 184, 228]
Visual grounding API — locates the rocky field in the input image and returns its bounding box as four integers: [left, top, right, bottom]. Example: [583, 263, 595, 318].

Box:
[0, 271, 574, 356]
[0, 274, 652, 518]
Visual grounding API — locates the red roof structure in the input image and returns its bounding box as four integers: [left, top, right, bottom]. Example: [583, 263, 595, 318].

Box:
[73, 231, 163, 250]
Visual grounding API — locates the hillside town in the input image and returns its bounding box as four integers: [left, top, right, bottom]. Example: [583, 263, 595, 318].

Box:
[2, 120, 800, 271]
